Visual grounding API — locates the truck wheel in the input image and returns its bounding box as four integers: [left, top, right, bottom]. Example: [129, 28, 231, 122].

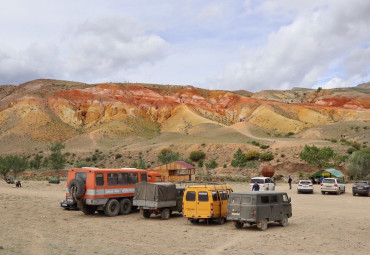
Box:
[82, 204, 96, 215]
[160, 208, 170, 220]
[257, 219, 268, 231]
[217, 217, 225, 225]
[68, 178, 85, 201]
[104, 199, 120, 217]
[143, 209, 151, 218]
[234, 221, 244, 229]
[119, 199, 132, 215]
[279, 216, 288, 227]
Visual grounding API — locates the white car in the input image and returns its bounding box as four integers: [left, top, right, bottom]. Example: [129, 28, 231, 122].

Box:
[321, 178, 345, 195]
[250, 177, 275, 191]
[297, 180, 314, 194]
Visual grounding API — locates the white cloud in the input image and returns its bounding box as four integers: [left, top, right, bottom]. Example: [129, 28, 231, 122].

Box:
[64, 16, 170, 78]
[214, 0, 370, 91]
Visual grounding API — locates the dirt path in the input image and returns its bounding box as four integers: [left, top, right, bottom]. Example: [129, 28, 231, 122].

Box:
[0, 181, 369, 255]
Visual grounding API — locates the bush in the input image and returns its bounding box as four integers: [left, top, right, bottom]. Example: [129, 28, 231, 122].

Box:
[74, 161, 90, 168]
[223, 164, 227, 168]
[351, 142, 361, 150]
[286, 132, 295, 137]
[251, 141, 260, 146]
[281, 154, 285, 158]
[347, 147, 357, 154]
[157, 148, 180, 164]
[198, 160, 204, 168]
[259, 145, 270, 149]
[330, 139, 337, 143]
[245, 151, 260, 161]
[346, 148, 370, 179]
[189, 151, 206, 162]
[115, 154, 122, 159]
[205, 159, 218, 169]
[260, 153, 274, 161]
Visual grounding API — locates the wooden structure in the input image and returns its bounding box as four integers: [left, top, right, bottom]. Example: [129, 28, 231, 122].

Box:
[149, 161, 195, 182]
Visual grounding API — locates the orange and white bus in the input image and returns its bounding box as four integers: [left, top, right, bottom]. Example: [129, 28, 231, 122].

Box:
[63, 168, 161, 216]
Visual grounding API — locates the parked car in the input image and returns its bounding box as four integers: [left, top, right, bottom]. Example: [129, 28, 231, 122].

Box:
[249, 177, 275, 191]
[320, 178, 345, 195]
[133, 182, 184, 220]
[227, 191, 292, 231]
[352, 181, 370, 196]
[297, 180, 314, 194]
[182, 184, 233, 224]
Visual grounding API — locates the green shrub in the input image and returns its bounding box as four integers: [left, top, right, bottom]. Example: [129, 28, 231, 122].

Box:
[115, 154, 122, 159]
[330, 139, 337, 143]
[223, 163, 227, 168]
[347, 147, 357, 154]
[281, 154, 285, 158]
[198, 160, 204, 168]
[259, 145, 270, 149]
[351, 142, 361, 150]
[74, 161, 90, 168]
[260, 153, 274, 161]
[286, 132, 295, 137]
[231, 148, 247, 167]
[189, 151, 206, 162]
[245, 151, 260, 161]
[251, 141, 260, 146]
[205, 159, 218, 169]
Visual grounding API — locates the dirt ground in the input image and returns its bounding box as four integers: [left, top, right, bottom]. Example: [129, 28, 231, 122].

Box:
[0, 180, 369, 255]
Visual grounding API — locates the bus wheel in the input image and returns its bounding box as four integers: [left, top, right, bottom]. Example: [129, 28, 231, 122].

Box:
[119, 199, 132, 215]
[104, 199, 120, 217]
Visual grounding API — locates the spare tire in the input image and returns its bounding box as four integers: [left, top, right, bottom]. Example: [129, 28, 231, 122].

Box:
[68, 178, 85, 201]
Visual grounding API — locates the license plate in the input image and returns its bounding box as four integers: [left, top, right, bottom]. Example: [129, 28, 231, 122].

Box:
[358, 187, 363, 189]
[61, 203, 67, 206]
[303, 185, 308, 188]
[232, 213, 240, 215]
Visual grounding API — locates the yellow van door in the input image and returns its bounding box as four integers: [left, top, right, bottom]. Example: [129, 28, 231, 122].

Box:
[197, 191, 211, 217]
[184, 190, 197, 217]
[219, 190, 229, 217]
[211, 191, 221, 218]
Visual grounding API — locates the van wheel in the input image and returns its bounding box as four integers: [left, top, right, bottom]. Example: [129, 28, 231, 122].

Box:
[257, 219, 268, 231]
[321, 191, 325, 195]
[119, 199, 132, 215]
[143, 209, 151, 218]
[104, 199, 120, 217]
[68, 178, 85, 201]
[82, 205, 96, 215]
[160, 208, 170, 220]
[279, 217, 288, 227]
[234, 221, 244, 229]
[217, 217, 225, 225]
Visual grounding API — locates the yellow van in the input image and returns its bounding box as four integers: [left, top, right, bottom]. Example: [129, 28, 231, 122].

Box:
[182, 184, 233, 224]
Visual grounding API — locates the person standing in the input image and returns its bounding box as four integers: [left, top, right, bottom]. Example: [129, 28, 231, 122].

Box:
[288, 175, 292, 189]
[252, 182, 260, 191]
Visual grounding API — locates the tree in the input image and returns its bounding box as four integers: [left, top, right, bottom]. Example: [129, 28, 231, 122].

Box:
[189, 151, 206, 162]
[48, 142, 67, 176]
[299, 145, 339, 169]
[346, 148, 370, 179]
[231, 148, 247, 168]
[0, 156, 10, 177]
[131, 152, 146, 169]
[157, 149, 180, 164]
[29, 154, 43, 170]
[5, 155, 28, 179]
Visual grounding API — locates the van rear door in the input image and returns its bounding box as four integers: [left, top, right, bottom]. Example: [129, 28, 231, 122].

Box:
[184, 190, 197, 217]
[228, 194, 241, 218]
[197, 191, 211, 217]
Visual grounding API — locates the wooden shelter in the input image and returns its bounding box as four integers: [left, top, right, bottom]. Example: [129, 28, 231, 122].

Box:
[149, 161, 195, 182]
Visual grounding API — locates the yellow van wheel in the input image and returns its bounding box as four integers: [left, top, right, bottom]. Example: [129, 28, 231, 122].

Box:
[217, 217, 225, 225]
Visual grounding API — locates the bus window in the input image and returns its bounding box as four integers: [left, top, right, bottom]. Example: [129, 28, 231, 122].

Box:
[141, 173, 147, 183]
[96, 173, 104, 186]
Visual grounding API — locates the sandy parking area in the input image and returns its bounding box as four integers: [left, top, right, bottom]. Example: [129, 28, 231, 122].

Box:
[0, 180, 369, 255]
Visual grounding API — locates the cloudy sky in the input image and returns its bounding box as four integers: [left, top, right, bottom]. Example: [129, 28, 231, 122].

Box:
[0, 0, 369, 91]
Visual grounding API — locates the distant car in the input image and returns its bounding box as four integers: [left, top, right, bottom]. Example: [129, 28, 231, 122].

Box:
[297, 180, 314, 194]
[352, 181, 370, 196]
[250, 177, 275, 191]
[320, 178, 345, 195]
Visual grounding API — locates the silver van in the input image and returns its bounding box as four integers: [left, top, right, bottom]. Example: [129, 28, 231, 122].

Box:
[227, 191, 292, 231]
